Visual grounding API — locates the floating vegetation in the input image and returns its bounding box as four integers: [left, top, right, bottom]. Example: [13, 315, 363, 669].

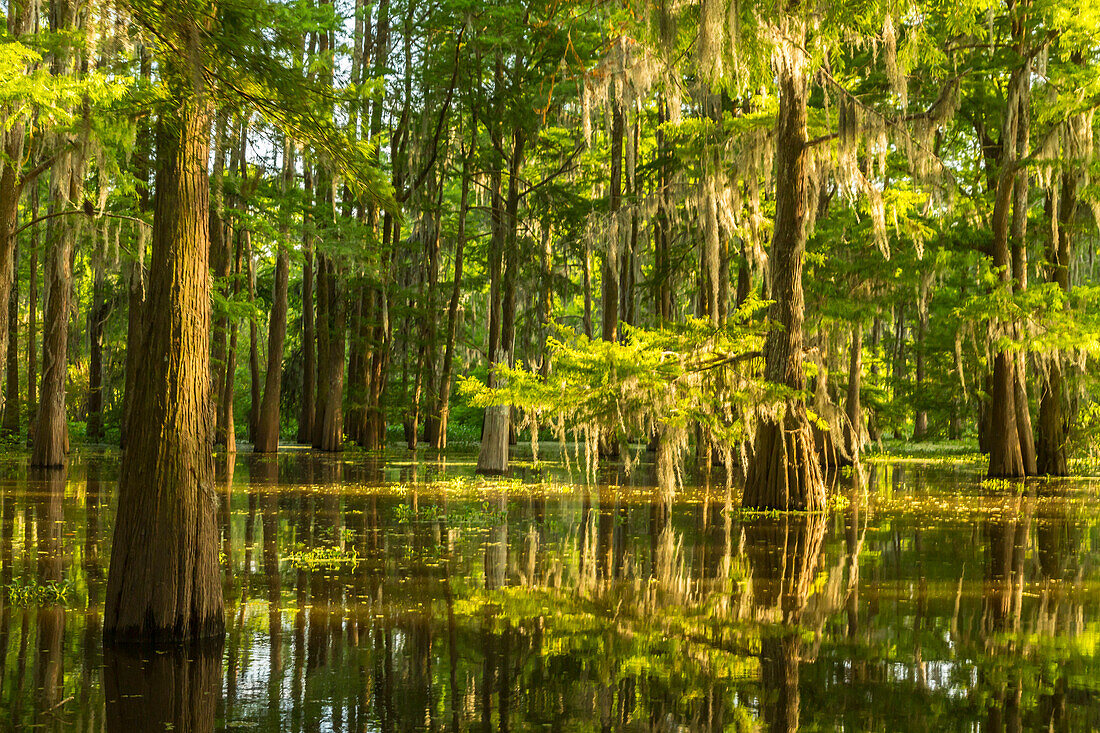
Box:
[283, 546, 361, 570]
[4, 577, 72, 606]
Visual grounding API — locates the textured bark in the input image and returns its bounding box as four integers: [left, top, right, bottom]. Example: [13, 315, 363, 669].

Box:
[254, 142, 294, 453]
[742, 22, 825, 512]
[32, 162, 78, 467]
[104, 44, 224, 641]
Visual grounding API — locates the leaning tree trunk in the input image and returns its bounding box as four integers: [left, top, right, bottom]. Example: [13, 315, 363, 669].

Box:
[253, 142, 294, 454]
[742, 22, 825, 512]
[104, 40, 224, 642]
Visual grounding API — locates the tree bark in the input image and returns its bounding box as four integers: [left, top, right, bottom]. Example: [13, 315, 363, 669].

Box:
[742, 22, 825, 512]
[104, 27, 224, 640]
[32, 158, 79, 467]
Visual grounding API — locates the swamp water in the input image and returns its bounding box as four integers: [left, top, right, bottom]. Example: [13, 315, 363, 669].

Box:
[0, 448, 1097, 732]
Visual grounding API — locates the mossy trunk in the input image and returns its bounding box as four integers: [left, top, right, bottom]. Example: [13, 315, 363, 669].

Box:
[104, 54, 224, 642]
[742, 22, 825, 512]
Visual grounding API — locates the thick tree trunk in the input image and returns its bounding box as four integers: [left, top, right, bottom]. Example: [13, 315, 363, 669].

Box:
[104, 46, 224, 641]
[742, 24, 825, 512]
[254, 143, 294, 454]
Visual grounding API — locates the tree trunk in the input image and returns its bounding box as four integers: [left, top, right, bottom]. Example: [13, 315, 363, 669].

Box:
[0, 0, 33, 427]
[209, 110, 232, 448]
[32, 159, 79, 467]
[120, 52, 151, 448]
[913, 275, 929, 440]
[86, 263, 108, 441]
[254, 141, 294, 454]
[433, 145, 472, 450]
[845, 324, 863, 462]
[986, 10, 1034, 478]
[246, 234, 261, 442]
[742, 22, 825, 512]
[104, 41, 224, 641]
[1037, 176, 1075, 475]
[297, 165, 315, 444]
[2, 241, 18, 435]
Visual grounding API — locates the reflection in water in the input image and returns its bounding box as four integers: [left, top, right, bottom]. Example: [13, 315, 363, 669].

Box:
[104, 642, 223, 732]
[0, 452, 1097, 731]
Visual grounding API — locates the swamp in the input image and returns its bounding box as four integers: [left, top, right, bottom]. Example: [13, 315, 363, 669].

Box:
[0, 448, 1099, 730]
[1, 0, 1100, 729]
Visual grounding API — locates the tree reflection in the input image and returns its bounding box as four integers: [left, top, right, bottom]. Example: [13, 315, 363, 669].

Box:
[104, 642, 223, 733]
[745, 512, 827, 733]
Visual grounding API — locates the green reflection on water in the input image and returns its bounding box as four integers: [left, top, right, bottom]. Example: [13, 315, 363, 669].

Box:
[0, 450, 1098, 732]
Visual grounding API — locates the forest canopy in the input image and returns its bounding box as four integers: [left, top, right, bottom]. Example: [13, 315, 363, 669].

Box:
[0, 0, 1099, 508]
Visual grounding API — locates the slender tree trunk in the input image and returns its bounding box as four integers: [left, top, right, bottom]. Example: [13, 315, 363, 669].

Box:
[209, 110, 232, 447]
[602, 88, 623, 344]
[0, 0, 33, 426]
[26, 192, 38, 433]
[742, 22, 825, 512]
[247, 234, 261, 442]
[104, 26, 224, 640]
[2, 241, 18, 435]
[32, 160, 79, 467]
[433, 145, 473, 450]
[121, 51, 152, 448]
[845, 324, 863, 462]
[254, 141, 294, 453]
[1037, 176, 1075, 475]
[297, 166, 315, 444]
[913, 275, 929, 439]
[86, 264, 108, 441]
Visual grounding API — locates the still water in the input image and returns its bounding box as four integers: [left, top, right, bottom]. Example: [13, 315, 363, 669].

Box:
[0, 448, 1097, 731]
